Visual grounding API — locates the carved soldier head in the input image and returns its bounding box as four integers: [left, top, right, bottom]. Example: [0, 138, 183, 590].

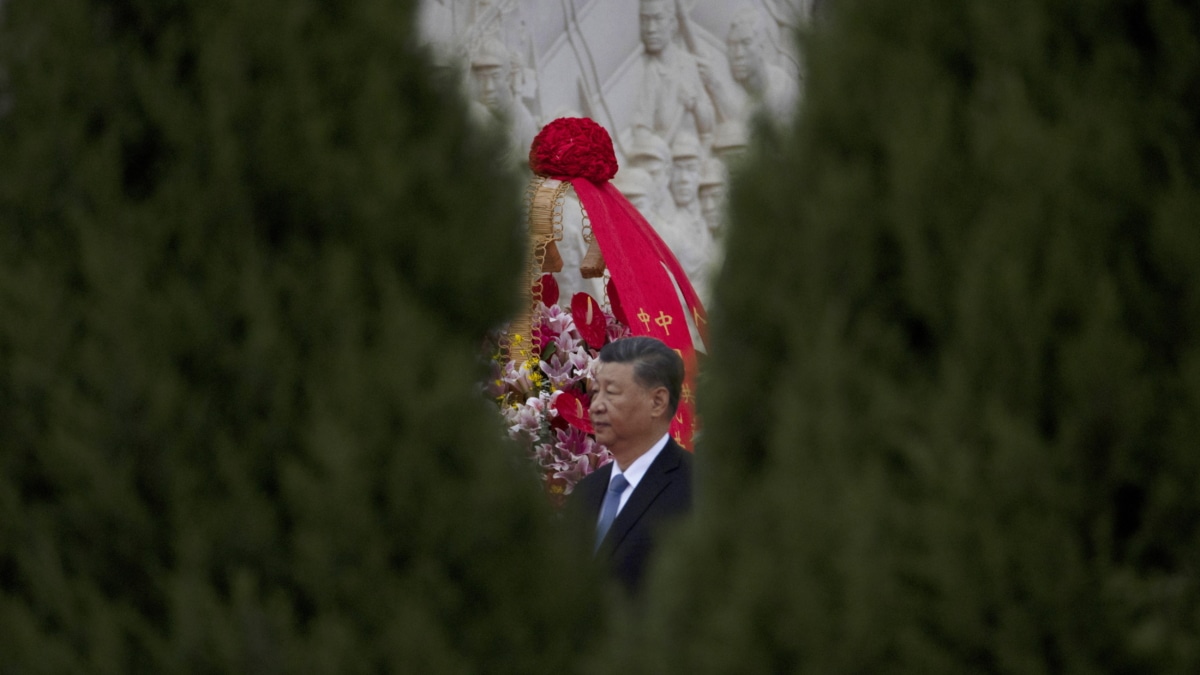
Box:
[614, 167, 656, 216]
[727, 6, 768, 85]
[627, 127, 672, 210]
[469, 36, 515, 115]
[698, 158, 728, 232]
[669, 132, 703, 208]
[639, 0, 678, 56]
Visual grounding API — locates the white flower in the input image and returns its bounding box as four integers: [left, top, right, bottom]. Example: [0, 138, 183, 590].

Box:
[539, 354, 576, 389]
[508, 396, 546, 436]
[554, 329, 582, 356]
[543, 303, 575, 337]
[568, 346, 594, 375]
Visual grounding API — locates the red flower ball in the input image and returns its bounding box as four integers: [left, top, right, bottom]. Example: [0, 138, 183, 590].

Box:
[529, 117, 618, 183]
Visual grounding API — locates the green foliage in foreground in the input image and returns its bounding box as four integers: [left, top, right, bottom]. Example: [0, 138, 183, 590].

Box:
[631, 0, 1200, 673]
[5, 0, 1200, 673]
[0, 0, 601, 672]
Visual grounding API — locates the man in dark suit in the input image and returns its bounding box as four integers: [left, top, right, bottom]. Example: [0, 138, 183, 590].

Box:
[566, 336, 693, 594]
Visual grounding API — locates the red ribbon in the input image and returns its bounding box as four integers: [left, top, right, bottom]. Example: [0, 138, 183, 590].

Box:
[569, 179, 708, 449]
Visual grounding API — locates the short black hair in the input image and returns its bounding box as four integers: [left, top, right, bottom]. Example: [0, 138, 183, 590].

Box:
[597, 337, 684, 415]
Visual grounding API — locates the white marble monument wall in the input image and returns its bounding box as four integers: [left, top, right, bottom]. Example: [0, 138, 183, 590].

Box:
[417, 0, 812, 303]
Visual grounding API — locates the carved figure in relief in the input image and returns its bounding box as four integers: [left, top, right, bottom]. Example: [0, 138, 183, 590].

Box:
[698, 158, 729, 238]
[468, 35, 538, 160]
[669, 132, 704, 216]
[629, 0, 715, 148]
[660, 133, 712, 300]
[613, 168, 657, 219]
[624, 127, 675, 226]
[699, 4, 798, 126]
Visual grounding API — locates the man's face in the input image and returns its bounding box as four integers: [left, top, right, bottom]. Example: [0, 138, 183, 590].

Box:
[639, 0, 676, 55]
[589, 362, 659, 455]
[727, 22, 763, 83]
[670, 156, 702, 206]
[471, 63, 510, 111]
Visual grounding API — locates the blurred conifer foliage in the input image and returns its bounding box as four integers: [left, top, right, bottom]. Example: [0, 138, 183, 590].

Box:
[0, 0, 601, 671]
[622, 0, 1200, 672]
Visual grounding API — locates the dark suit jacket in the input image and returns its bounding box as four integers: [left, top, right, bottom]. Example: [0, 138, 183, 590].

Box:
[566, 438, 693, 594]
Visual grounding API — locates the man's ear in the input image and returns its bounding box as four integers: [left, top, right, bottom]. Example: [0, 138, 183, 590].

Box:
[649, 386, 670, 418]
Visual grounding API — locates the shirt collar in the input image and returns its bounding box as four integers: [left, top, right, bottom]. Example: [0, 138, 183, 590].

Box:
[610, 432, 671, 492]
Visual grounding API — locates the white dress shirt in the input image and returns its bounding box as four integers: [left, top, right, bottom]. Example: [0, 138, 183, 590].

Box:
[601, 432, 671, 523]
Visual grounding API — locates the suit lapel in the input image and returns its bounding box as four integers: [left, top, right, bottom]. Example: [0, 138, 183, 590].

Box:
[580, 463, 613, 522]
[599, 441, 683, 553]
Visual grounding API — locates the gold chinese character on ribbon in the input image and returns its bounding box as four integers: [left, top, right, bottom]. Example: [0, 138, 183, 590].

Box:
[655, 311, 673, 335]
[637, 308, 652, 331]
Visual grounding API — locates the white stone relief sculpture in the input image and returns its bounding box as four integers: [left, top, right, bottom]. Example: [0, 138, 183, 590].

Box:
[697, 157, 728, 289]
[613, 167, 657, 217]
[417, 0, 809, 304]
[467, 36, 540, 161]
[623, 126, 675, 226]
[699, 3, 799, 129]
[698, 157, 728, 238]
[662, 132, 713, 300]
[629, 0, 715, 149]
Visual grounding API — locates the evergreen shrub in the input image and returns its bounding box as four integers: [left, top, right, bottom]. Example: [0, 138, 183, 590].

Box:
[0, 0, 600, 672]
[631, 0, 1200, 673]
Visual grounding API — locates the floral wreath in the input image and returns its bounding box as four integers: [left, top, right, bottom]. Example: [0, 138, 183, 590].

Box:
[487, 116, 706, 508]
